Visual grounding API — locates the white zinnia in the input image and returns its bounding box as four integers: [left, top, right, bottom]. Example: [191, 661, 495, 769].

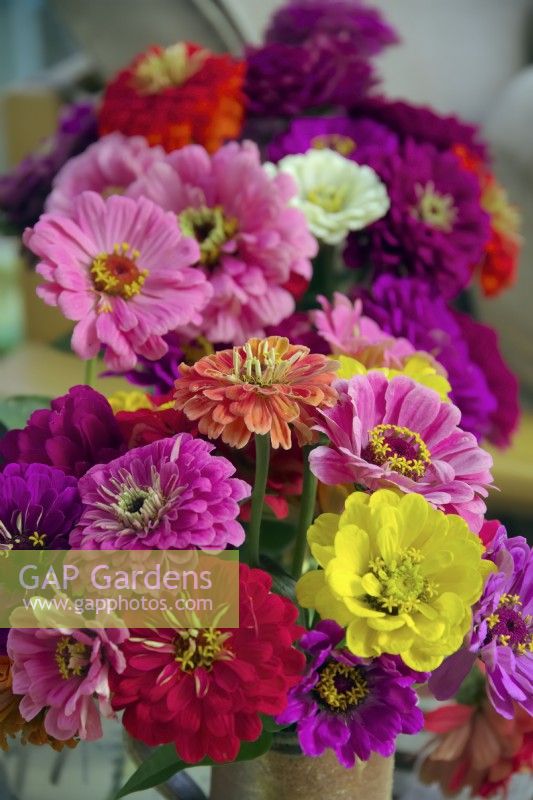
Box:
[269, 149, 390, 245]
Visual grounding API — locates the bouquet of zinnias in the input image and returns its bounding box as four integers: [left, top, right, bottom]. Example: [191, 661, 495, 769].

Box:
[0, 1, 530, 799]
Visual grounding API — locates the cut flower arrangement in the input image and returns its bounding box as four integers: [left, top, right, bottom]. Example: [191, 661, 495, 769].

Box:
[0, 1, 530, 799]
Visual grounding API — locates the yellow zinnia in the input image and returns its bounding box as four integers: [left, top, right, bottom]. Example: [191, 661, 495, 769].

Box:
[107, 390, 153, 414]
[335, 354, 451, 401]
[297, 489, 495, 672]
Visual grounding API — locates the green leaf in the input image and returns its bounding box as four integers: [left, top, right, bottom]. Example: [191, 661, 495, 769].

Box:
[0, 396, 51, 432]
[115, 728, 273, 798]
[258, 518, 297, 556]
[260, 714, 290, 734]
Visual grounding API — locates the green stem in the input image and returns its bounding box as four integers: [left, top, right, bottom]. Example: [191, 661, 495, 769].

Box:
[291, 445, 318, 579]
[84, 358, 96, 388]
[241, 434, 271, 567]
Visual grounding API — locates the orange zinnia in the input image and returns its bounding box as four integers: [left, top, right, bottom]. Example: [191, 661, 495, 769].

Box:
[174, 337, 338, 449]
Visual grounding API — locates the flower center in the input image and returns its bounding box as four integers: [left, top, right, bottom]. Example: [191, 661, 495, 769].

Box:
[101, 469, 171, 534]
[484, 594, 533, 655]
[232, 340, 304, 386]
[367, 548, 437, 615]
[0, 521, 47, 550]
[315, 661, 368, 712]
[307, 185, 348, 214]
[55, 636, 90, 681]
[134, 42, 208, 94]
[90, 242, 148, 300]
[412, 181, 457, 232]
[174, 628, 233, 672]
[311, 134, 356, 157]
[179, 205, 238, 268]
[364, 424, 431, 480]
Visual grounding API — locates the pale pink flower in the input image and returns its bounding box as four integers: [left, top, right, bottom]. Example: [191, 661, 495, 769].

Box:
[310, 372, 493, 531]
[24, 192, 211, 371]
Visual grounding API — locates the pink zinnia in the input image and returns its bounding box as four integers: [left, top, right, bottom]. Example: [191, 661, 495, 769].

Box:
[311, 292, 415, 367]
[45, 133, 165, 215]
[7, 627, 128, 741]
[127, 141, 317, 343]
[310, 372, 493, 532]
[24, 192, 211, 370]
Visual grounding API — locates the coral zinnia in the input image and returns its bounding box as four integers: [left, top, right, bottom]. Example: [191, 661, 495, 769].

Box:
[25, 191, 210, 370]
[276, 620, 424, 768]
[109, 564, 305, 763]
[174, 337, 338, 450]
[99, 42, 245, 153]
[70, 434, 249, 550]
[310, 372, 493, 532]
[297, 489, 495, 671]
[127, 140, 316, 343]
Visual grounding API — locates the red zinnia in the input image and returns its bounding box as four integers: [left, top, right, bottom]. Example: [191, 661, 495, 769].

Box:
[109, 564, 305, 763]
[99, 42, 245, 154]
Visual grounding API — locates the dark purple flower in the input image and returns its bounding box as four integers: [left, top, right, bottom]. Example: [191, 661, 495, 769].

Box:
[108, 332, 184, 396]
[69, 434, 250, 550]
[429, 532, 533, 720]
[357, 275, 498, 443]
[267, 116, 399, 164]
[0, 463, 81, 550]
[0, 386, 125, 479]
[351, 96, 488, 159]
[451, 312, 520, 449]
[276, 619, 424, 767]
[0, 102, 98, 230]
[345, 140, 490, 299]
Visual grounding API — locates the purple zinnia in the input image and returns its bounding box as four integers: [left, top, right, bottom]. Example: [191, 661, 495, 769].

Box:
[276, 619, 424, 768]
[109, 332, 185, 396]
[345, 140, 490, 299]
[69, 434, 250, 550]
[0, 102, 97, 231]
[0, 463, 81, 550]
[0, 386, 126, 479]
[357, 276, 498, 443]
[267, 116, 399, 164]
[429, 532, 533, 720]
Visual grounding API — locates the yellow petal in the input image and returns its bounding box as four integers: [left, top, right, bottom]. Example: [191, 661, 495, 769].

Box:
[361, 572, 382, 597]
[326, 563, 363, 597]
[296, 570, 326, 608]
[334, 524, 369, 572]
[346, 618, 379, 658]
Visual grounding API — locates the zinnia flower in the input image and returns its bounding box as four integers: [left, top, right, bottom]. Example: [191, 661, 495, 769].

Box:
[25, 191, 210, 370]
[46, 133, 165, 215]
[0, 102, 97, 231]
[336, 355, 451, 401]
[270, 149, 389, 245]
[7, 627, 128, 741]
[127, 140, 316, 343]
[276, 619, 423, 768]
[0, 386, 125, 478]
[99, 42, 245, 153]
[0, 463, 81, 550]
[309, 372, 493, 532]
[109, 564, 305, 763]
[174, 336, 338, 450]
[345, 140, 490, 299]
[70, 434, 250, 550]
[115, 400, 196, 451]
[429, 533, 533, 719]
[297, 489, 495, 671]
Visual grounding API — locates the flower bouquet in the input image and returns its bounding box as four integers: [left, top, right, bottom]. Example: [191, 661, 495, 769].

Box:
[0, 1, 530, 799]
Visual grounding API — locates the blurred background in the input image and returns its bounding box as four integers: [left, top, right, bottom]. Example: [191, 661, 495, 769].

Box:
[0, 2, 532, 798]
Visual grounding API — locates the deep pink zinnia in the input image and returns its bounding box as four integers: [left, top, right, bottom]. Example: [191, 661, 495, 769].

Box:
[24, 191, 211, 371]
[126, 140, 317, 343]
[7, 627, 128, 741]
[109, 564, 305, 763]
[310, 372, 493, 532]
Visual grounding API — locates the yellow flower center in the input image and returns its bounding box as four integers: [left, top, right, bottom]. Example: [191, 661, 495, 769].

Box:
[134, 42, 208, 94]
[311, 134, 357, 158]
[232, 339, 304, 386]
[55, 637, 90, 681]
[179, 205, 238, 268]
[365, 423, 431, 480]
[485, 594, 533, 655]
[307, 185, 348, 214]
[174, 629, 233, 672]
[368, 548, 437, 615]
[412, 181, 457, 232]
[315, 661, 368, 712]
[90, 242, 148, 300]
